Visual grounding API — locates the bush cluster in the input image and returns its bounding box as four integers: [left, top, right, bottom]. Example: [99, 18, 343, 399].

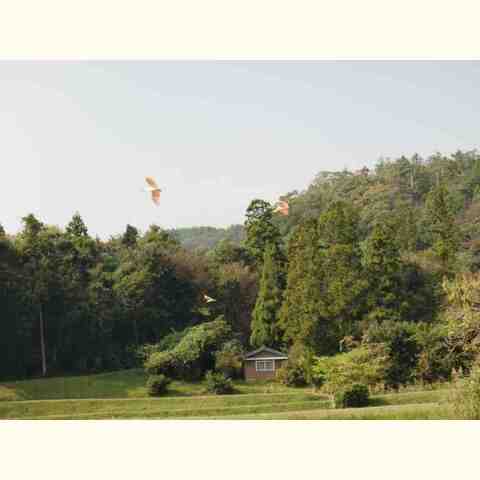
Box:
[146, 374, 171, 397]
[334, 384, 370, 408]
[204, 371, 235, 395]
[313, 344, 389, 394]
[277, 343, 312, 387]
[363, 321, 420, 390]
[277, 363, 308, 387]
[214, 340, 244, 379]
[144, 317, 231, 381]
[450, 358, 480, 419]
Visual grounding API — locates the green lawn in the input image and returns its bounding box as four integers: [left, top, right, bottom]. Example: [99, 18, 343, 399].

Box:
[206, 403, 455, 420]
[0, 369, 457, 420]
[0, 369, 297, 402]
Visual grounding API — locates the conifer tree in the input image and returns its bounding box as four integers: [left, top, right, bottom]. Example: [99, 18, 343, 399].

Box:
[279, 219, 319, 347]
[65, 212, 97, 283]
[281, 202, 367, 354]
[250, 243, 283, 348]
[122, 224, 139, 248]
[244, 199, 285, 269]
[314, 201, 367, 352]
[395, 204, 418, 253]
[66, 212, 88, 237]
[362, 220, 406, 324]
[424, 183, 459, 271]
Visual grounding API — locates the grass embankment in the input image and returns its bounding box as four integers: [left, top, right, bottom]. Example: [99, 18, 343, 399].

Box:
[0, 393, 330, 420]
[212, 403, 454, 420]
[190, 390, 454, 420]
[1, 369, 460, 420]
[0, 369, 455, 420]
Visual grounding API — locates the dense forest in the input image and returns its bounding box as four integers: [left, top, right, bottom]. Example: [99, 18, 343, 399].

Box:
[169, 225, 245, 251]
[2, 149, 480, 388]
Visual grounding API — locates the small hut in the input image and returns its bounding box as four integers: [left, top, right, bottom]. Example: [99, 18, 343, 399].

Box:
[243, 346, 288, 381]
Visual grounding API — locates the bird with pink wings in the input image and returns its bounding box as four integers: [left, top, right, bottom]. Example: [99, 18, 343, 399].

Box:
[143, 177, 162, 205]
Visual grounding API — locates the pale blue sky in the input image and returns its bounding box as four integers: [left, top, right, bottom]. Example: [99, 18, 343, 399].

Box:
[1, 61, 479, 238]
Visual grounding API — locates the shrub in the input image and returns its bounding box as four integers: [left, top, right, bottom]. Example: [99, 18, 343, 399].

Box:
[277, 343, 312, 387]
[146, 374, 171, 397]
[442, 273, 480, 374]
[414, 323, 452, 384]
[334, 384, 370, 409]
[313, 344, 389, 395]
[450, 358, 480, 419]
[277, 363, 308, 387]
[144, 350, 177, 377]
[137, 343, 163, 364]
[363, 321, 420, 390]
[215, 339, 244, 379]
[157, 330, 188, 351]
[204, 371, 235, 395]
[310, 366, 326, 390]
[143, 317, 231, 381]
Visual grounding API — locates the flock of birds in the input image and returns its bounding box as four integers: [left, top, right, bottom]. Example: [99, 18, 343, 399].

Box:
[141, 176, 289, 305]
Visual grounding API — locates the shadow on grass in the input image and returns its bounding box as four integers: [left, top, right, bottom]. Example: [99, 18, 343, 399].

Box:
[368, 397, 389, 407]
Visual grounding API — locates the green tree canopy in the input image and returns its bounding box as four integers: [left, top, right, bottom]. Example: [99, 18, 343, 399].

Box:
[250, 243, 284, 348]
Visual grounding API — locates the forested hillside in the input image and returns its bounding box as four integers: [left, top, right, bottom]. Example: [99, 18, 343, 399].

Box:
[169, 225, 245, 251]
[245, 149, 480, 393]
[2, 149, 480, 388]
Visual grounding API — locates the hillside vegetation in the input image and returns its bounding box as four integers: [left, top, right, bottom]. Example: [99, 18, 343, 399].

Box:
[2, 149, 480, 419]
[169, 225, 245, 251]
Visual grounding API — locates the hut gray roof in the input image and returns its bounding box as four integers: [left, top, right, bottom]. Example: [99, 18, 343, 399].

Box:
[244, 345, 288, 360]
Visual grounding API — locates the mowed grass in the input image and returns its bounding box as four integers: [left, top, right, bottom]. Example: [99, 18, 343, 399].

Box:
[208, 403, 456, 420]
[0, 369, 296, 402]
[0, 389, 447, 420]
[0, 368, 455, 420]
[0, 369, 149, 401]
[189, 389, 453, 420]
[0, 394, 330, 420]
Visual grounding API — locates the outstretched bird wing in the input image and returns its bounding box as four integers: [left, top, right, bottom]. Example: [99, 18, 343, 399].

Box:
[145, 177, 159, 189]
[151, 190, 161, 205]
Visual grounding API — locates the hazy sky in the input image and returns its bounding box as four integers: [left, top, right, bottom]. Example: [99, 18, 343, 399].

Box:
[1, 61, 479, 238]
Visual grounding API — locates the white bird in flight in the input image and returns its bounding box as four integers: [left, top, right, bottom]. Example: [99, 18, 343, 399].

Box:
[143, 177, 162, 205]
[203, 294, 216, 304]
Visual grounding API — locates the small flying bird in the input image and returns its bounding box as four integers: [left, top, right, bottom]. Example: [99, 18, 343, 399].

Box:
[143, 177, 162, 205]
[274, 200, 289, 216]
[203, 294, 216, 304]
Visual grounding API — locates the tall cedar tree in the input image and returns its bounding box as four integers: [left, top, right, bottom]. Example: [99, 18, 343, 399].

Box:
[250, 243, 284, 348]
[362, 220, 407, 324]
[244, 199, 285, 272]
[279, 219, 319, 347]
[424, 182, 460, 272]
[122, 224, 139, 248]
[314, 201, 368, 353]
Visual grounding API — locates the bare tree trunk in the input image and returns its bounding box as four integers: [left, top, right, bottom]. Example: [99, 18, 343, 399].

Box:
[39, 304, 47, 377]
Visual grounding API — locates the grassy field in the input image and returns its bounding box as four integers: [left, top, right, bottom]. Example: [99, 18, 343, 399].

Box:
[0, 369, 457, 420]
[0, 369, 296, 401]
